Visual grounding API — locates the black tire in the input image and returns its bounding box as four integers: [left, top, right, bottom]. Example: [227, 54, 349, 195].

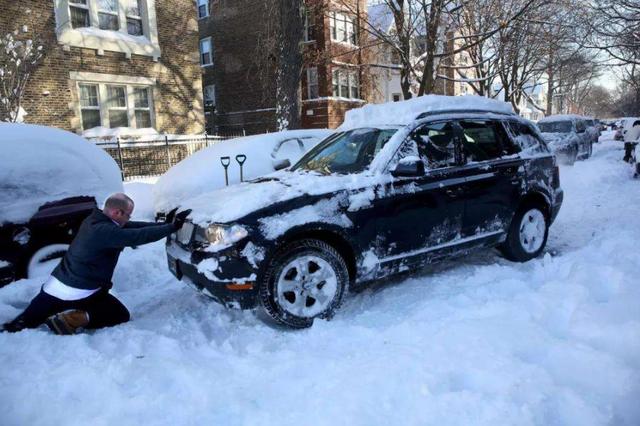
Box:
[258, 239, 348, 329]
[500, 203, 549, 262]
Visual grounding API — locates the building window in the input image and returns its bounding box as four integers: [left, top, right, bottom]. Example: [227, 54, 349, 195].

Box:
[393, 93, 401, 102]
[198, 0, 209, 19]
[126, 0, 144, 35]
[307, 67, 319, 99]
[200, 37, 213, 66]
[69, 0, 90, 28]
[97, 0, 119, 31]
[303, 9, 315, 42]
[204, 84, 216, 107]
[330, 12, 357, 45]
[79, 84, 101, 129]
[57, 0, 160, 58]
[133, 87, 151, 127]
[106, 85, 129, 128]
[332, 68, 360, 99]
[76, 79, 155, 130]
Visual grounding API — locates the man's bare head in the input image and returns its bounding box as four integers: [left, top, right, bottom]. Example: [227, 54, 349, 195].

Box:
[104, 193, 134, 226]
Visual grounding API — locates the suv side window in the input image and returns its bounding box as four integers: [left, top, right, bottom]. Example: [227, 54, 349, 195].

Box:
[575, 120, 586, 133]
[504, 120, 548, 154]
[409, 121, 458, 169]
[459, 120, 505, 162]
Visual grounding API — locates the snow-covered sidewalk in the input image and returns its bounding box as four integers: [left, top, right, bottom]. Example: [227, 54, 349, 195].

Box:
[1, 138, 638, 425]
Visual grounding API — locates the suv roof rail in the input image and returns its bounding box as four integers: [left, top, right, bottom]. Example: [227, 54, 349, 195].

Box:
[416, 109, 517, 120]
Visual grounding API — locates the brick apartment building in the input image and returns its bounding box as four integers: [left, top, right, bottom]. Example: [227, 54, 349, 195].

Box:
[1, 0, 204, 135]
[197, 0, 368, 134]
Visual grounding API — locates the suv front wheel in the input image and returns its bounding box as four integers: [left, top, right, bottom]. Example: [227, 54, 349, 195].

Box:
[500, 204, 549, 262]
[259, 239, 349, 328]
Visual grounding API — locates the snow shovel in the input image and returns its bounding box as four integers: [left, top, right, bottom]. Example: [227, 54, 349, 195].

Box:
[220, 156, 231, 186]
[236, 154, 247, 182]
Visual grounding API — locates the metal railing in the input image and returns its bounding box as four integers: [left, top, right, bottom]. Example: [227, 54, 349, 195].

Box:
[90, 132, 245, 181]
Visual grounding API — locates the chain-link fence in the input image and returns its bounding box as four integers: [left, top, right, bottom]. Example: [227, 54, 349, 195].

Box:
[91, 132, 245, 181]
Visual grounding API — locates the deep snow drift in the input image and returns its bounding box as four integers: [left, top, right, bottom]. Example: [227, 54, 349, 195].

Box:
[0, 135, 638, 425]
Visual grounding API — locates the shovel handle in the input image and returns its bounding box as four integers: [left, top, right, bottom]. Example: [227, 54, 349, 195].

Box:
[220, 156, 231, 167]
[235, 154, 247, 165]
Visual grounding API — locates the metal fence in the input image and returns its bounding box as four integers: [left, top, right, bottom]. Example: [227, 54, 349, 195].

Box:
[91, 132, 245, 181]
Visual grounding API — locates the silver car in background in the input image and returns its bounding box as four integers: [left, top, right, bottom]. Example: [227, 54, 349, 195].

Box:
[537, 115, 592, 165]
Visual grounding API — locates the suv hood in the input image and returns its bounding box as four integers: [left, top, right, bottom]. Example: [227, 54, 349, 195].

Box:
[183, 170, 385, 226]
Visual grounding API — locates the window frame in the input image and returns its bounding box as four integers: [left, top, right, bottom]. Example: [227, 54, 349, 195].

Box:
[203, 84, 216, 108]
[73, 76, 156, 131]
[459, 119, 510, 163]
[331, 67, 360, 100]
[303, 9, 315, 42]
[200, 37, 213, 67]
[57, 0, 160, 59]
[306, 67, 319, 100]
[197, 0, 209, 19]
[330, 12, 358, 46]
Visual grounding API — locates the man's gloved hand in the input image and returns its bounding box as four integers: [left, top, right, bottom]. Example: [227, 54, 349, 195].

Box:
[164, 207, 178, 224]
[173, 209, 192, 230]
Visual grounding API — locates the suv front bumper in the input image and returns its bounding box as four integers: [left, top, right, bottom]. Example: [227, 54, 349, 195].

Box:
[166, 240, 259, 310]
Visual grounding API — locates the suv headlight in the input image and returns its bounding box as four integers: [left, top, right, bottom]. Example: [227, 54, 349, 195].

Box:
[202, 224, 248, 246]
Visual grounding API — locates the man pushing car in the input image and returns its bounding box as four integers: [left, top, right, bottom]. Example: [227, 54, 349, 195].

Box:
[1, 193, 190, 334]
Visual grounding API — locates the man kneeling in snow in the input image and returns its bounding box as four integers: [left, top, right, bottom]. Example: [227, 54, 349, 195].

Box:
[1, 193, 190, 335]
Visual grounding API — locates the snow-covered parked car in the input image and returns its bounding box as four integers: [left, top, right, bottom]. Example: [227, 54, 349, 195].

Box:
[537, 115, 592, 164]
[584, 117, 600, 144]
[153, 129, 333, 218]
[164, 95, 563, 328]
[0, 124, 122, 286]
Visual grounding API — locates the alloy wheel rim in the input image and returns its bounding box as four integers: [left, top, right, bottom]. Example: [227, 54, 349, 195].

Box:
[275, 255, 338, 318]
[519, 209, 546, 254]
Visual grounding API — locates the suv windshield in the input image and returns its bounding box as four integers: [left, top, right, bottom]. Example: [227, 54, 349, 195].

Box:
[293, 128, 397, 175]
[538, 121, 572, 133]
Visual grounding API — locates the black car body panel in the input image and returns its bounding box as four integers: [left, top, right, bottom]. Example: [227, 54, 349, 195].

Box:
[166, 112, 563, 309]
[0, 196, 97, 286]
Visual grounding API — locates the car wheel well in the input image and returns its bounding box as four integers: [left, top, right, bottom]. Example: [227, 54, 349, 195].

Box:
[280, 230, 356, 283]
[520, 192, 551, 218]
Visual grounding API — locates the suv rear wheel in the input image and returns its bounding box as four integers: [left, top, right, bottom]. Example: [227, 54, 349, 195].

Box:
[500, 204, 549, 262]
[259, 239, 348, 328]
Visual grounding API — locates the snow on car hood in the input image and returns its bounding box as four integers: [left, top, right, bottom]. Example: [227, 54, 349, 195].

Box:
[153, 129, 332, 214]
[0, 123, 123, 224]
[183, 170, 389, 226]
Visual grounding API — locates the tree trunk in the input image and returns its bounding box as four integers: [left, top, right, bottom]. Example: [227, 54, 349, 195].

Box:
[275, 0, 304, 130]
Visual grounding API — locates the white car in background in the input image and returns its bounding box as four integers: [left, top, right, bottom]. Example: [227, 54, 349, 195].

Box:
[154, 129, 334, 216]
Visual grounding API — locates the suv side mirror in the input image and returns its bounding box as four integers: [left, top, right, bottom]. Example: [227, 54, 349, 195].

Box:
[273, 158, 291, 171]
[391, 157, 425, 177]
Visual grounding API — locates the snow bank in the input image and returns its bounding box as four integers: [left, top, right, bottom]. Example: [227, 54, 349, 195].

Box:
[153, 129, 332, 214]
[339, 95, 514, 130]
[0, 123, 123, 224]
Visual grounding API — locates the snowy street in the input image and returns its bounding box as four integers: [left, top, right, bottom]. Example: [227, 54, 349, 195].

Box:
[1, 134, 639, 425]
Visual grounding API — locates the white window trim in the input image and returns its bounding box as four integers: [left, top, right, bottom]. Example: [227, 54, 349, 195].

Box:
[197, 0, 209, 19]
[54, 0, 161, 60]
[70, 72, 156, 131]
[200, 37, 213, 67]
[303, 10, 314, 42]
[332, 68, 360, 100]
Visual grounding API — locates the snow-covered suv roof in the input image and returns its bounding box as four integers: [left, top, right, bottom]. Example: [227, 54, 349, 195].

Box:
[338, 95, 515, 131]
[538, 114, 585, 123]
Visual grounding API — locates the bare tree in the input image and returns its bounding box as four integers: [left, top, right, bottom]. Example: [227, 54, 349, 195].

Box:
[584, 0, 640, 66]
[0, 19, 43, 122]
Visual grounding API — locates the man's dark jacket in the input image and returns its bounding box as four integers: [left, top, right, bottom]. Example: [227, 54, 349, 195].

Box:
[52, 209, 176, 290]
